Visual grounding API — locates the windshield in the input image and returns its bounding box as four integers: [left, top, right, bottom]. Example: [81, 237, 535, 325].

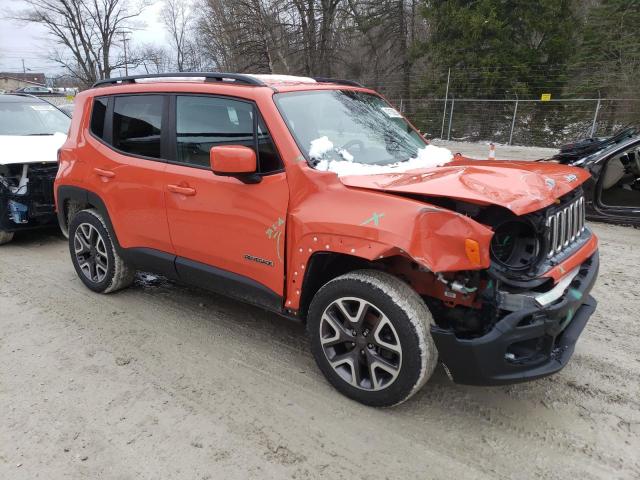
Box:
[275, 90, 452, 175]
[0, 101, 71, 136]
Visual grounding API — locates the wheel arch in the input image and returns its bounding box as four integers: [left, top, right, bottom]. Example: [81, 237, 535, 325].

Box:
[297, 251, 376, 320]
[56, 186, 121, 249]
[295, 249, 425, 321]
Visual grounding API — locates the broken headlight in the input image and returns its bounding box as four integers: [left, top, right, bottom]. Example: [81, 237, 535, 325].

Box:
[490, 218, 542, 272]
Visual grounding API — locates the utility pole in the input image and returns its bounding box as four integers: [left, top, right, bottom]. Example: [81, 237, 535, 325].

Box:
[22, 59, 26, 74]
[121, 31, 130, 76]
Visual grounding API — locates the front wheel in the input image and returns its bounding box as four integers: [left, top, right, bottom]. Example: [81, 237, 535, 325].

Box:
[307, 270, 438, 407]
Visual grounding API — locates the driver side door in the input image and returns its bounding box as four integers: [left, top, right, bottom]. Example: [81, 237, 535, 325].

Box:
[163, 94, 289, 304]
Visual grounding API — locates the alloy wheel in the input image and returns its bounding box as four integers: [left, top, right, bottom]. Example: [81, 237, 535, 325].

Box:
[319, 297, 402, 391]
[74, 223, 109, 283]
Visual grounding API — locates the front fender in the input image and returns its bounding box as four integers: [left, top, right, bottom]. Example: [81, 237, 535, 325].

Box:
[284, 187, 494, 310]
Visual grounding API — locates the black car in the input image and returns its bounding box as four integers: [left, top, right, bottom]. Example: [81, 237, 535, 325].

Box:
[542, 127, 640, 226]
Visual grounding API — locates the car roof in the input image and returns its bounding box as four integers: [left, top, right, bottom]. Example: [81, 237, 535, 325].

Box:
[0, 93, 46, 103]
[88, 73, 371, 95]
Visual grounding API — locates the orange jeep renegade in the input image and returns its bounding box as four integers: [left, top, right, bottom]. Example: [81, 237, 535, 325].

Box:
[55, 73, 599, 406]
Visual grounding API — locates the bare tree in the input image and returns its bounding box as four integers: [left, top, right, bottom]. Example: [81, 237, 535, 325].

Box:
[198, 0, 292, 73]
[137, 44, 172, 74]
[192, 0, 421, 96]
[288, 0, 343, 76]
[161, 0, 196, 72]
[12, 0, 148, 85]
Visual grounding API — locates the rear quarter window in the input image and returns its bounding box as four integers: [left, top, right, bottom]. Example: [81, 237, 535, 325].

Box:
[90, 97, 108, 139]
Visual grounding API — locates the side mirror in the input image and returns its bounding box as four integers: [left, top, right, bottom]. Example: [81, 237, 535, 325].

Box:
[210, 145, 260, 183]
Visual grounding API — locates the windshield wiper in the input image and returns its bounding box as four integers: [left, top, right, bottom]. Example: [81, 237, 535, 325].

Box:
[27, 133, 54, 136]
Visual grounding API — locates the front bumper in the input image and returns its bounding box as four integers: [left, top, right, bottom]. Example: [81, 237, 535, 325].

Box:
[431, 251, 599, 386]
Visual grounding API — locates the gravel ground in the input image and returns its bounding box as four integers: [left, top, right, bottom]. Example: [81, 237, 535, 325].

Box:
[1, 221, 639, 480]
[431, 139, 559, 160]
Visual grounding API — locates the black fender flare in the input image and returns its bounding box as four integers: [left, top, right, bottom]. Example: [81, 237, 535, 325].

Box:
[56, 185, 124, 252]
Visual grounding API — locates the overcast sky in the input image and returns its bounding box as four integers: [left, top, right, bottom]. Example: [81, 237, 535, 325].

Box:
[0, 0, 167, 76]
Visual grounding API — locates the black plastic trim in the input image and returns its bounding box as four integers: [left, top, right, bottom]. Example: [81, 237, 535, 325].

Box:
[312, 77, 364, 87]
[92, 72, 266, 88]
[121, 247, 179, 280]
[56, 185, 124, 251]
[432, 251, 599, 386]
[175, 257, 282, 312]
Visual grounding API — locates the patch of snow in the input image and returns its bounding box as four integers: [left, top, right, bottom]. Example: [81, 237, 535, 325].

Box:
[338, 149, 354, 162]
[247, 74, 317, 84]
[315, 144, 453, 176]
[309, 136, 335, 159]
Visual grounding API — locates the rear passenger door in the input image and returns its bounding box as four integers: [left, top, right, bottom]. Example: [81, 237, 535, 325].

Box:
[163, 94, 289, 298]
[85, 94, 174, 254]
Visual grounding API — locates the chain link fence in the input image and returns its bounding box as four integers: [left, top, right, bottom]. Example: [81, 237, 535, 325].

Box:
[390, 97, 640, 147]
[24, 86, 640, 149]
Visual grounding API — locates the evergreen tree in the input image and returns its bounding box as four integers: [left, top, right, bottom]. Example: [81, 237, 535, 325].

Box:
[570, 0, 640, 99]
[419, 0, 577, 99]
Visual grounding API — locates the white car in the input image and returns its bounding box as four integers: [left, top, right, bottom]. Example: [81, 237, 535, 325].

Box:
[0, 94, 70, 244]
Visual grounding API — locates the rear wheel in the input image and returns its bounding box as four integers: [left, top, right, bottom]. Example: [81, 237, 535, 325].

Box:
[68, 209, 135, 293]
[0, 230, 14, 245]
[307, 270, 438, 407]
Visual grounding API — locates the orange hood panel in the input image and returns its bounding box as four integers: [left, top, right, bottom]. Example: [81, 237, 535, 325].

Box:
[339, 159, 590, 216]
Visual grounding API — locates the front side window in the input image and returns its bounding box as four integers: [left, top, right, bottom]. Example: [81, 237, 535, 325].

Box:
[175, 96, 282, 172]
[176, 96, 254, 167]
[0, 100, 70, 136]
[113, 95, 164, 159]
[275, 90, 451, 174]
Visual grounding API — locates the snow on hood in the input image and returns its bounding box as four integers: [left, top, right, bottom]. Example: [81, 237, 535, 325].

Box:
[0, 132, 67, 165]
[314, 141, 453, 176]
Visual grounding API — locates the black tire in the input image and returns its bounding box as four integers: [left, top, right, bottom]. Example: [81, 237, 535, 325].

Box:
[68, 209, 135, 293]
[0, 230, 14, 245]
[307, 269, 438, 407]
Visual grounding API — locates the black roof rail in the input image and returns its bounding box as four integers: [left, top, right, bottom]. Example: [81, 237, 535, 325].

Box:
[92, 72, 266, 88]
[313, 77, 364, 87]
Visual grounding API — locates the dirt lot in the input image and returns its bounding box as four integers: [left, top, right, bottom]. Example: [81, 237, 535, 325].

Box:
[1, 221, 639, 480]
[431, 139, 558, 160]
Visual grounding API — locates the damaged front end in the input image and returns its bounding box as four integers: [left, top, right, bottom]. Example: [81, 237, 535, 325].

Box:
[0, 163, 58, 233]
[403, 189, 599, 385]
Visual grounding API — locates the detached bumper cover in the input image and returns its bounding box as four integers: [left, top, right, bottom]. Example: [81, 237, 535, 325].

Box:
[431, 251, 599, 386]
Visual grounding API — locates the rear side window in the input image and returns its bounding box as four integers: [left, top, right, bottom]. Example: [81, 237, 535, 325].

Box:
[176, 96, 254, 167]
[113, 95, 164, 159]
[90, 97, 107, 139]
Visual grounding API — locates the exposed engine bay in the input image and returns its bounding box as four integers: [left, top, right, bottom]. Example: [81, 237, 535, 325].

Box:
[390, 187, 592, 339]
[0, 162, 58, 230]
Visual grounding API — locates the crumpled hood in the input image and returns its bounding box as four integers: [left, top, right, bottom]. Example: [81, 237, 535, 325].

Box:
[0, 132, 67, 165]
[339, 159, 591, 215]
